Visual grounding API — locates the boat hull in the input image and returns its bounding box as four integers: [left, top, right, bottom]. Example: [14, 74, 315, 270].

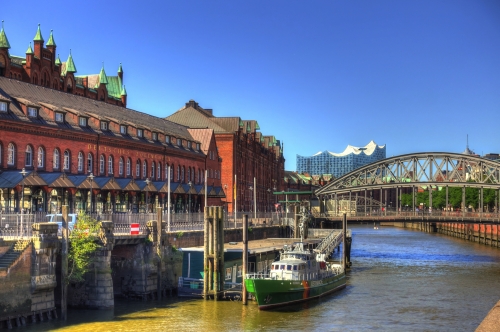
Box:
[245, 273, 346, 310]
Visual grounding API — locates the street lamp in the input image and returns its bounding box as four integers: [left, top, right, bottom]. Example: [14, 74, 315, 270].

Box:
[267, 188, 271, 212]
[20, 168, 27, 237]
[249, 185, 253, 213]
[87, 172, 94, 213]
[188, 181, 192, 222]
[145, 178, 150, 213]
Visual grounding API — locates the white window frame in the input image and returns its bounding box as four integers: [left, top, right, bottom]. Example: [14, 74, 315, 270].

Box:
[119, 157, 124, 176]
[136, 161, 140, 177]
[143, 161, 147, 178]
[55, 112, 64, 123]
[78, 152, 83, 172]
[25, 145, 33, 167]
[87, 153, 93, 172]
[165, 136, 171, 144]
[157, 163, 161, 180]
[79, 117, 87, 127]
[27, 107, 37, 117]
[37, 147, 44, 168]
[196, 143, 200, 151]
[137, 129, 143, 138]
[177, 138, 182, 146]
[63, 150, 70, 170]
[108, 156, 113, 174]
[151, 162, 155, 179]
[120, 125, 127, 134]
[7, 143, 15, 165]
[126, 158, 131, 176]
[100, 155, 105, 174]
[152, 132, 158, 141]
[0, 101, 8, 112]
[100, 121, 108, 131]
[53, 149, 60, 169]
[187, 141, 192, 149]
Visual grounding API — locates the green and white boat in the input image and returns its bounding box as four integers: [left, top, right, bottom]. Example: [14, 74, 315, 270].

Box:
[245, 214, 347, 310]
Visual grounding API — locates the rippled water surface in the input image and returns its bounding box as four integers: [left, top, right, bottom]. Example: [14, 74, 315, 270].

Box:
[20, 225, 500, 331]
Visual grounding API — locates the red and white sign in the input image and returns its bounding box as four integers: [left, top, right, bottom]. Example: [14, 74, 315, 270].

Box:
[130, 223, 140, 235]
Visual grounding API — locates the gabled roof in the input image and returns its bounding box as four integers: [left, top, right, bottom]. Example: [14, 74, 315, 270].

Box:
[187, 128, 214, 154]
[167, 101, 227, 133]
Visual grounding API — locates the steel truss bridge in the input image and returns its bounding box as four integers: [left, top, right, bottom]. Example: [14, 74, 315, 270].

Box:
[314, 152, 500, 222]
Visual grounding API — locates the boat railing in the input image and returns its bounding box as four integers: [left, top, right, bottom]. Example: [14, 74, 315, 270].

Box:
[245, 272, 270, 279]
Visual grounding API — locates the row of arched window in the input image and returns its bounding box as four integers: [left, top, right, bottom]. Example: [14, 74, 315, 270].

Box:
[0, 142, 221, 183]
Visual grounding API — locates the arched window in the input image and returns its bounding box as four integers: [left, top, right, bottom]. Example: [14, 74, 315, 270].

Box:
[37, 147, 45, 168]
[53, 149, 60, 169]
[126, 158, 131, 176]
[143, 160, 147, 178]
[100, 155, 105, 174]
[87, 153, 93, 173]
[78, 152, 83, 172]
[151, 161, 155, 179]
[7, 143, 15, 165]
[25, 145, 33, 167]
[187, 167, 190, 182]
[177, 165, 180, 181]
[119, 157, 124, 176]
[136, 160, 140, 177]
[165, 164, 169, 180]
[181, 166, 185, 183]
[63, 150, 70, 170]
[157, 162, 161, 180]
[108, 156, 113, 174]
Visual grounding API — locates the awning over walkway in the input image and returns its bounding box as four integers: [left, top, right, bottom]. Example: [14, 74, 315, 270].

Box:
[67, 175, 98, 189]
[0, 170, 47, 188]
[38, 172, 74, 188]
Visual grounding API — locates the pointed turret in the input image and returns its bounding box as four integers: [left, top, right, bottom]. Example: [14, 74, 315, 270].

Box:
[121, 85, 127, 107]
[117, 62, 123, 81]
[55, 54, 61, 66]
[98, 63, 108, 84]
[26, 42, 34, 55]
[33, 24, 44, 58]
[46, 29, 55, 46]
[64, 49, 77, 74]
[0, 20, 10, 49]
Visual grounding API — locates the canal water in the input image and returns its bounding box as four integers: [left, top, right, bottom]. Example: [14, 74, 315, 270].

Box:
[20, 225, 500, 331]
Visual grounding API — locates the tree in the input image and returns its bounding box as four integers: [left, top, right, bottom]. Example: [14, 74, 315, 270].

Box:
[67, 212, 100, 283]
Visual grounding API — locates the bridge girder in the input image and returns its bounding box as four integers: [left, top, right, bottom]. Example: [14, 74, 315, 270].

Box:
[315, 152, 500, 196]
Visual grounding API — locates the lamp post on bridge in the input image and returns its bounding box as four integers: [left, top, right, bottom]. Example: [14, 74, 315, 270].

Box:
[20, 168, 27, 237]
[87, 172, 94, 214]
[145, 178, 150, 213]
[188, 180, 192, 226]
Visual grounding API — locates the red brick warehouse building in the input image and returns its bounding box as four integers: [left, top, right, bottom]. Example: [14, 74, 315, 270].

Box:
[167, 100, 285, 213]
[0, 24, 224, 213]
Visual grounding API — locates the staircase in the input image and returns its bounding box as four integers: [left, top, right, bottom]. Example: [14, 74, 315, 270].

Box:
[0, 239, 31, 271]
[314, 229, 344, 260]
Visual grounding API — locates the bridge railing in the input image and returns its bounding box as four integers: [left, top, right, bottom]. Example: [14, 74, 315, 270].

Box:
[320, 210, 500, 222]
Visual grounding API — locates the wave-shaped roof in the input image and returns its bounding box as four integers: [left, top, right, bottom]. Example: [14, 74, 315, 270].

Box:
[312, 140, 385, 157]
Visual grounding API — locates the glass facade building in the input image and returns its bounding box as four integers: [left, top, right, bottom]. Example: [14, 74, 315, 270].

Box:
[296, 141, 386, 178]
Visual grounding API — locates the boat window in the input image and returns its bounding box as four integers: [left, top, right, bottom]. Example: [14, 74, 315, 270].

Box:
[293, 265, 298, 271]
[280, 265, 285, 270]
[271, 265, 275, 270]
[287, 265, 292, 271]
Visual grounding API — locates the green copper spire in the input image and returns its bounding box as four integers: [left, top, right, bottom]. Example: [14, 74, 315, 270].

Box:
[46, 29, 56, 46]
[121, 85, 127, 96]
[26, 42, 34, 54]
[98, 63, 108, 84]
[0, 20, 11, 49]
[55, 54, 61, 65]
[118, 62, 123, 73]
[65, 49, 77, 73]
[33, 23, 44, 42]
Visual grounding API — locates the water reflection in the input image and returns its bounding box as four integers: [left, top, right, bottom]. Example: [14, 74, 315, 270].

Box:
[20, 225, 500, 332]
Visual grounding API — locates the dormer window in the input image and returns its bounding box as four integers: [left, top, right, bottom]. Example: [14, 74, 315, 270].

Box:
[27, 107, 38, 117]
[152, 132, 158, 141]
[177, 138, 182, 146]
[120, 125, 127, 135]
[0, 101, 7, 112]
[165, 136, 171, 144]
[137, 129, 144, 138]
[79, 117, 87, 127]
[187, 141, 192, 149]
[100, 121, 108, 131]
[196, 143, 201, 151]
[55, 112, 64, 123]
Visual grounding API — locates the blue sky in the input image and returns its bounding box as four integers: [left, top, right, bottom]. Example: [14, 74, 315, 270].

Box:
[3, 1, 500, 170]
